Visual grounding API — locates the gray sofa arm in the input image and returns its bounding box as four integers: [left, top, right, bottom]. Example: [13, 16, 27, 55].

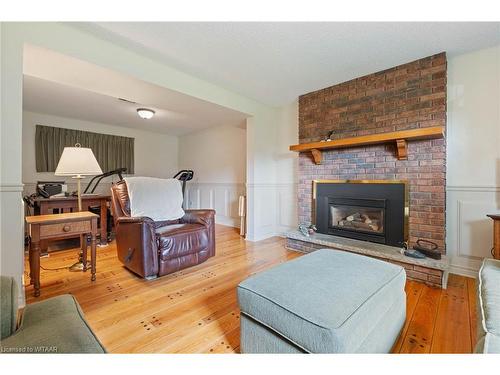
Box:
[0, 295, 105, 353]
[0, 276, 18, 340]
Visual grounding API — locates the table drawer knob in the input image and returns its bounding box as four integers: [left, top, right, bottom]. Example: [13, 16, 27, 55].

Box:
[63, 225, 71, 232]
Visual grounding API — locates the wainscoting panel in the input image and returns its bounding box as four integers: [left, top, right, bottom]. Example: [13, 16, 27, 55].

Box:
[275, 183, 298, 236]
[185, 183, 245, 228]
[246, 183, 297, 241]
[446, 186, 500, 277]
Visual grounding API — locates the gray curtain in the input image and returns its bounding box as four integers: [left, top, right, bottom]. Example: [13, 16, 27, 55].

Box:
[35, 125, 134, 173]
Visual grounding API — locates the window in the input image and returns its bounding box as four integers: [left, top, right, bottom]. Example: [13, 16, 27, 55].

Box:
[35, 125, 134, 173]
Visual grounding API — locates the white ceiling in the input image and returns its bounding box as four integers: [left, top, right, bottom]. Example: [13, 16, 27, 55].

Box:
[74, 22, 500, 106]
[23, 45, 248, 135]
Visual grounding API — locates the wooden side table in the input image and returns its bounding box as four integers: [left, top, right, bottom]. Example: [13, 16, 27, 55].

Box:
[487, 214, 500, 260]
[26, 212, 99, 297]
[33, 194, 111, 247]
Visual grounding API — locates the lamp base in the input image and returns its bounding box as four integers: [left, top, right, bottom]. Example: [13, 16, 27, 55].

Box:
[69, 249, 87, 272]
[69, 261, 85, 272]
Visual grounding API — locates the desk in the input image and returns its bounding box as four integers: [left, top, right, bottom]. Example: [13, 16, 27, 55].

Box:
[34, 195, 110, 248]
[26, 212, 99, 297]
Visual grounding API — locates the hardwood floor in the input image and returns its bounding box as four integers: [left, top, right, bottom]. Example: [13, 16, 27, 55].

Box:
[24, 225, 477, 353]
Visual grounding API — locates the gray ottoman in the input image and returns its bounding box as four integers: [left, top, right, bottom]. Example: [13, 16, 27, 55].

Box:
[237, 249, 406, 353]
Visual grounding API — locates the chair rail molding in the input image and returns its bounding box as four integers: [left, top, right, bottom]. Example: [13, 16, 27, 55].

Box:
[0, 183, 24, 192]
[447, 185, 500, 192]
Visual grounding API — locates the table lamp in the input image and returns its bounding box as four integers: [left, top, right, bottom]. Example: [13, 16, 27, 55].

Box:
[55, 144, 102, 272]
[55, 143, 103, 211]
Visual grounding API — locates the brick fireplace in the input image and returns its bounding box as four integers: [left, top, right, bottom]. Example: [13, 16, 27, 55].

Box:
[297, 53, 447, 252]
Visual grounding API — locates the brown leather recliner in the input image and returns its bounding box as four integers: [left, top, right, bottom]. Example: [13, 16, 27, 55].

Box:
[110, 180, 215, 279]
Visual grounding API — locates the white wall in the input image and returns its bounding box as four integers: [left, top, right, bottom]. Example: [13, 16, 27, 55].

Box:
[446, 45, 500, 276]
[178, 125, 246, 227]
[273, 100, 299, 235]
[22, 111, 179, 195]
[178, 125, 246, 184]
[1, 23, 25, 304]
[246, 100, 299, 240]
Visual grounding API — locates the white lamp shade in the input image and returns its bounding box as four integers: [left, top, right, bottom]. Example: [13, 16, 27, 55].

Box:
[55, 147, 103, 176]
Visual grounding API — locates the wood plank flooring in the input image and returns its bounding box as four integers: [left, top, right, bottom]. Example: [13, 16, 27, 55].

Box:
[24, 224, 477, 353]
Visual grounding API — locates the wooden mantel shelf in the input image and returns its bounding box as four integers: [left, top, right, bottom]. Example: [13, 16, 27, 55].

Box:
[289, 126, 444, 164]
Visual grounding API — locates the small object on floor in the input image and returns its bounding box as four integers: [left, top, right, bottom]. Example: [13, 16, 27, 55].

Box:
[308, 224, 317, 235]
[298, 223, 310, 237]
[404, 249, 426, 259]
[413, 239, 441, 260]
[69, 261, 85, 272]
[238, 195, 246, 237]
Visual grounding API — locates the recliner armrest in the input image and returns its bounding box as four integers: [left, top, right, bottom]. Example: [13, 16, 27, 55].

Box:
[181, 209, 215, 227]
[116, 216, 154, 225]
[114, 216, 159, 278]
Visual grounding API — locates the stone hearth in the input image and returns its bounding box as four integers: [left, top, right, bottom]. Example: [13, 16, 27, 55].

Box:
[285, 230, 449, 288]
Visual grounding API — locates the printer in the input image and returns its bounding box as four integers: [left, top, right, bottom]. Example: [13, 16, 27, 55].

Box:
[36, 181, 68, 198]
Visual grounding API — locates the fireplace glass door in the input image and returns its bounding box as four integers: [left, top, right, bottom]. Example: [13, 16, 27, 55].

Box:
[328, 197, 386, 238]
[315, 181, 405, 247]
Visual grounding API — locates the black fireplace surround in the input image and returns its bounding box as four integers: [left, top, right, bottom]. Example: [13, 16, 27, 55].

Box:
[314, 181, 407, 247]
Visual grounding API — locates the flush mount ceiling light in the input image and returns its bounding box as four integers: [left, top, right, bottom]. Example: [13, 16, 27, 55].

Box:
[137, 108, 155, 120]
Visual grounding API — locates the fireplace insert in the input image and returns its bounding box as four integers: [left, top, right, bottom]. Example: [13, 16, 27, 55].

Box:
[314, 180, 408, 247]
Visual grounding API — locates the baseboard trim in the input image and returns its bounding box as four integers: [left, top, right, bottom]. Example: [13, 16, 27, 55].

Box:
[215, 216, 240, 228]
[246, 226, 296, 242]
[449, 264, 479, 279]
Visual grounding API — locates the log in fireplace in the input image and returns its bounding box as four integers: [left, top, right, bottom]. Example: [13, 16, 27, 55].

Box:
[313, 180, 408, 247]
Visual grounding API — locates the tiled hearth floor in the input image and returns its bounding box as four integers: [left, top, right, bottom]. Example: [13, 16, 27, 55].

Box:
[25, 225, 477, 353]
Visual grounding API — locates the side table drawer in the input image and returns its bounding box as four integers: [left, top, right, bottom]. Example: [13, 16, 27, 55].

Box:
[40, 220, 91, 237]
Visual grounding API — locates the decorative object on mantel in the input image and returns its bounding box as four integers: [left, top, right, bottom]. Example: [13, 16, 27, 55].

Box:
[289, 126, 445, 165]
[298, 223, 317, 237]
[486, 214, 500, 259]
[322, 130, 335, 142]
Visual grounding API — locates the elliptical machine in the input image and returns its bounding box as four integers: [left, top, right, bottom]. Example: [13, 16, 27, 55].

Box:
[173, 170, 194, 208]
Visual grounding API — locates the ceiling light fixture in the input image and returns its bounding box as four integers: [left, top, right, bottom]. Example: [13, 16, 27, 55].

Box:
[137, 108, 155, 120]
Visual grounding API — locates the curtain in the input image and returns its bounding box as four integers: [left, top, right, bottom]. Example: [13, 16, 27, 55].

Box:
[35, 125, 134, 173]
